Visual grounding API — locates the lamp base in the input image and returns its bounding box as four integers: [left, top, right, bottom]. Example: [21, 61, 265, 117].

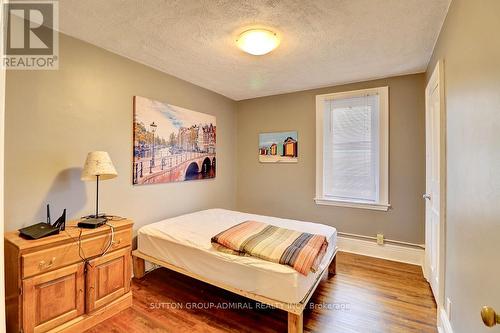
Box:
[78, 217, 107, 229]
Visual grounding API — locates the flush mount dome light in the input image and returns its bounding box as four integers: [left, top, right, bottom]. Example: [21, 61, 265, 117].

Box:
[236, 29, 280, 55]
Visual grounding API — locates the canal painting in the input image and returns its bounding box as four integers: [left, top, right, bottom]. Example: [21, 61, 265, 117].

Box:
[133, 96, 216, 185]
[258, 131, 298, 163]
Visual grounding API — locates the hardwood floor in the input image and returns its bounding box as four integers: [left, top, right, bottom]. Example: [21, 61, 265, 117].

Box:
[85, 252, 437, 333]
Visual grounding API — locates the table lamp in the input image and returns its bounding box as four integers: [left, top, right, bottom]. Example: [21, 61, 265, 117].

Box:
[81, 151, 117, 225]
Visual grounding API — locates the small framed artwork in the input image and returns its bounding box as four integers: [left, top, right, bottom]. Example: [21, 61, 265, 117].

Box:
[258, 131, 298, 163]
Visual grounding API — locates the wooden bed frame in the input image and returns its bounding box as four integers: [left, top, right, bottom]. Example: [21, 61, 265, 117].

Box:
[132, 249, 337, 333]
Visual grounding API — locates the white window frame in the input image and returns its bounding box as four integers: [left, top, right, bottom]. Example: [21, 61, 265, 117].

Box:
[315, 86, 390, 211]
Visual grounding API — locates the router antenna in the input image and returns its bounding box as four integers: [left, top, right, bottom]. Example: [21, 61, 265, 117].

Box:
[46, 204, 51, 225]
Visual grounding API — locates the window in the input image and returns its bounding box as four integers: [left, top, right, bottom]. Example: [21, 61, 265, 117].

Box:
[315, 87, 389, 211]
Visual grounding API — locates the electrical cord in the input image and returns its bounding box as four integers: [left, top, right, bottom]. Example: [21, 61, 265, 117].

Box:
[104, 215, 126, 221]
[63, 228, 88, 263]
[65, 216, 122, 270]
[99, 223, 115, 258]
[80, 214, 126, 221]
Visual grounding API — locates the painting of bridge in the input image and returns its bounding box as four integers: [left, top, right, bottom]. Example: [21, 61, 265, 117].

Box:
[133, 96, 216, 185]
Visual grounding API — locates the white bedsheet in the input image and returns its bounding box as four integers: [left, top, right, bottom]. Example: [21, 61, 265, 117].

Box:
[137, 208, 337, 304]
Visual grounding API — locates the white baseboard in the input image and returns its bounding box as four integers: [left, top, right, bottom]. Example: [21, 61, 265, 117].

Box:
[438, 308, 453, 333]
[337, 235, 424, 266]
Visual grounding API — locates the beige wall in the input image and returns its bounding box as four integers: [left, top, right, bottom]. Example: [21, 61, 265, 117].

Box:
[4, 33, 237, 231]
[427, 0, 500, 332]
[236, 74, 426, 244]
[5, 33, 427, 245]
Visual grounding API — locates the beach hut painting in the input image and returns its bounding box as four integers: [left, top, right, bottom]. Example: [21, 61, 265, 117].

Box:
[258, 131, 298, 163]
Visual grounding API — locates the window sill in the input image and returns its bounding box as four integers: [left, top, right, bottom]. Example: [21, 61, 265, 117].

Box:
[314, 198, 391, 211]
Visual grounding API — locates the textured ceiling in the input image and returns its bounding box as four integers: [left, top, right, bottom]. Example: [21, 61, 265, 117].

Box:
[58, 0, 450, 100]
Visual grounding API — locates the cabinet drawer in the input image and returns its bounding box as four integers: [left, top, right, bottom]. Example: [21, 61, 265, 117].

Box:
[22, 228, 132, 278]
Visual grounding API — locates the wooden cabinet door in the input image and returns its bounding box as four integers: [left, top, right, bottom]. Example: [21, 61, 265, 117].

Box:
[22, 263, 85, 333]
[86, 247, 131, 312]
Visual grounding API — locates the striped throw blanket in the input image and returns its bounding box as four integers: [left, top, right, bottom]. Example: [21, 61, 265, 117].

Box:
[211, 220, 328, 275]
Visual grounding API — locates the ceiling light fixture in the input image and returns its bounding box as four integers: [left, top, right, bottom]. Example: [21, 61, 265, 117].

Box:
[236, 29, 280, 56]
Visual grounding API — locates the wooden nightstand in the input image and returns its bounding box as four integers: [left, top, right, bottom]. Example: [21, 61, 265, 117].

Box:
[4, 219, 133, 333]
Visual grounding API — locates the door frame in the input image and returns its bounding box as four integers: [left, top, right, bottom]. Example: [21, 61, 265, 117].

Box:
[0, 0, 6, 331]
[424, 59, 447, 319]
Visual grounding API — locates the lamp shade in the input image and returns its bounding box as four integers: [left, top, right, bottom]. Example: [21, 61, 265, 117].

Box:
[81, 151, 118, 181]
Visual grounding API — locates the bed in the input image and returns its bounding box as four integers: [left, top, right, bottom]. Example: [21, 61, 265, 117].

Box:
[132, 209, 338, 333]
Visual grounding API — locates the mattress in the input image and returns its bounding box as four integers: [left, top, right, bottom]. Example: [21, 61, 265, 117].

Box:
[137, 208, 337, 304]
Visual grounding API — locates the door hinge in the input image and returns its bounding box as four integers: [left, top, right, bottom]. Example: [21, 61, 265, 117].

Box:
[19, 286, 22, 296]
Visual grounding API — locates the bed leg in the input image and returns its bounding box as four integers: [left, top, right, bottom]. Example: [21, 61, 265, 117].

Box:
[133, 255, 145, 279]
[288, 312, 303, 333]
[328, 255, 337, 278]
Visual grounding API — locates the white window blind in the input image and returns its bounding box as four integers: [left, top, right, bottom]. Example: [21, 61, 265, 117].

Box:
[315, 86, 389, 211]
[323, 95, 380, 202]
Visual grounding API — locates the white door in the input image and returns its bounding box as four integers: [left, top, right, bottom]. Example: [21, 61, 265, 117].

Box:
[424, 62, 443, 302]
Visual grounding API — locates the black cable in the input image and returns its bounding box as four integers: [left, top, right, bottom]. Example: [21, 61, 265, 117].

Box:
[98, 223, 115, 258]
[63, 228, 88, 263]
[80, 214, 126, 221]
[64, 218, 119, 268]
[104, 215, 126, 221]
